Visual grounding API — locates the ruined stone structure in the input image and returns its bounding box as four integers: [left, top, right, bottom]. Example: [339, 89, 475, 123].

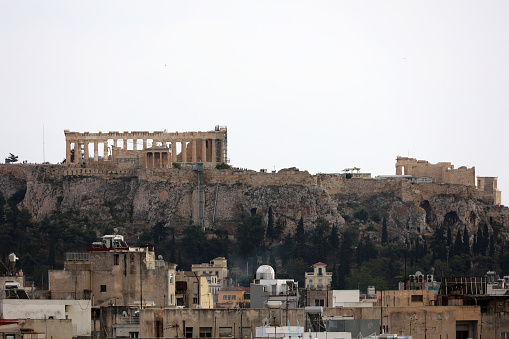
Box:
[395, 156, 502, 205]
[395, 156, 476, 186]
[64, 126, 228, 168]
[477, 176, 502, 205]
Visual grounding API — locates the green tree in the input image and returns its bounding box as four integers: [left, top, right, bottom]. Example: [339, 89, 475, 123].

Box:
[381, 221, 388, 245]
[330, 223, 339, 252]
[354, 208, 369, 222]
[5, 153, 18, 164]
[266, 207, 274, 240]
[237, 216, 265, 256]
[215, 162, 230, 169]
[431, 226, 447, 263]
[284, 258, 310, 286]
[453, 230, 463, 257]
[274, 218, 285, 240]
[463, 226, 470, 255]
[295, 217, 305, 246]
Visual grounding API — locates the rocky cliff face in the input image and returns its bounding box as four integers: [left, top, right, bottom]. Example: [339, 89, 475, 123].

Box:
[1, 164, 508, 244]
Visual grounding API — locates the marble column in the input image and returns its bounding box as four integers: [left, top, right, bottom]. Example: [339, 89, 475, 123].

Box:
[94, 141, 98, 161]
[201, 139, 207, 162]
[143, 139, 147, 150]
[103, 141, 108, 161]
[172, 141, 178, 163]
[182, 141, 187, 163]
[74, 141, 80, 163]
[192, 139, 197, 163]
[66, 140, 71, 164]
[84, 141, 89, 160]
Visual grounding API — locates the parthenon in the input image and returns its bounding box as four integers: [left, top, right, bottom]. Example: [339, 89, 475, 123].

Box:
[64, 126, 228, 168]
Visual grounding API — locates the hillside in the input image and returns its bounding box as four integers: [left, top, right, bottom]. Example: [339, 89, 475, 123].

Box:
[1, 164, 508, 290]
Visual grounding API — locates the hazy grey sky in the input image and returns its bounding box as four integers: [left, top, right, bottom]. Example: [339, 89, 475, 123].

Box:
[1, 1, 508, 204]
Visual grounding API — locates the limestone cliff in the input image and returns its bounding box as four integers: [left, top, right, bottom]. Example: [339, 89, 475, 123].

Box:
[1, 164, 508, 245]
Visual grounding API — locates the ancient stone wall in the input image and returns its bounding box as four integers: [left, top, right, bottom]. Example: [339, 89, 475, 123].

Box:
[395, 156, 475, 186]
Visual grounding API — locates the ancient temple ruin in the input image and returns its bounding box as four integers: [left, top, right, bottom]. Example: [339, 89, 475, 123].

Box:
[395, 156, 501, 205]
[64, 126, 228, 168]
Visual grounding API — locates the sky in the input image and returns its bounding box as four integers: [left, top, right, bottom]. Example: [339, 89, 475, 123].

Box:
[1, 1, 508, 204]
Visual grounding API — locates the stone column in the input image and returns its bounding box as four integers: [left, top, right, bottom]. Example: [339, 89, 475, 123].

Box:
[211, 138, 216, 164]
[192, 139, 197, 163]
[74, 141, 80, 163]
[66, 140, 71, 164]
[152, 153, 155, 168]
[103, 141, 108, 161]
[159, 152, 163, 168]
[84, 141, 89, 160]
[94, 141, 99, 161]
[182, 141, 187, 163]
[143, 139, 147, 150]
[172, 141, 178, 163]
[201, 139, 207, 162]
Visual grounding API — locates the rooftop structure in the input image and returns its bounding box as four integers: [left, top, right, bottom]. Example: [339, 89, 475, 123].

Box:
[250, 265, 299, 309]
[48, 234, 177, 308]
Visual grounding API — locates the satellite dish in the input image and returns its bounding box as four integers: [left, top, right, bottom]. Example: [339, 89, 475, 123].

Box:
[122, 311, 128, 318]
[158, 255, 163, 260]
[195, 304, 202, 309]
[114, 228, 119, 234]
[262, 318, 270, 327]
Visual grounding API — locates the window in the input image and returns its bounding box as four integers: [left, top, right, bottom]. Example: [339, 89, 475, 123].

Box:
[199, 327, 212, 337]
[318, 267, 323, 276]
[185, 327, 193, 338]
[170, 294, 174, 305]
[223, 295, 228, 300]
[215, 271, 219, 275]
[100, 285, 107, 292]
[228, 295, 231, 300]
[129, 332, 139, 338]
[193, 297, 198, 304]
[114, 254, 120, 265]
[411, 295, 423, 302]
[170, 273, 174, 284]
[232, 295, 236, 300]
[219, 327, 232, 337]
[315, 299, 325, 306]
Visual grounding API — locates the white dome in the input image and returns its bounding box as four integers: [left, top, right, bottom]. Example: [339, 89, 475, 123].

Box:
[256, 265, 275, 280]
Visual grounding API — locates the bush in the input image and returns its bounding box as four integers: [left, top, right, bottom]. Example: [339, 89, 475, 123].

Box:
[354, 208, 369, 222]
[216, 162, 230, 169]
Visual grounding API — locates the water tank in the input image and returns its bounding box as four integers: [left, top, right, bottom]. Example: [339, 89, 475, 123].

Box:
[256, 265, 275, 280]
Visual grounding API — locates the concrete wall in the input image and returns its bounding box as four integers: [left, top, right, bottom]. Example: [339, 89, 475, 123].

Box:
[333, 290, 360, 304]
[21, 319, 73, 339]
[0, 299, 91, 336]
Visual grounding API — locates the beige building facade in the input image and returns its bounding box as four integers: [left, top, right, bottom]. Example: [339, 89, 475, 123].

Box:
[48, 245, 177, 308]
[64, 126, 228, 168]
[175, 271, 214, 309]
[305, 262, 332, 290]
[191, 257, 229, 290]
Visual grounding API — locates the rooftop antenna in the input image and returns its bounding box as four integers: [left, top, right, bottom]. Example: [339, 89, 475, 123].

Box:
[43, 124, 45, 163]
